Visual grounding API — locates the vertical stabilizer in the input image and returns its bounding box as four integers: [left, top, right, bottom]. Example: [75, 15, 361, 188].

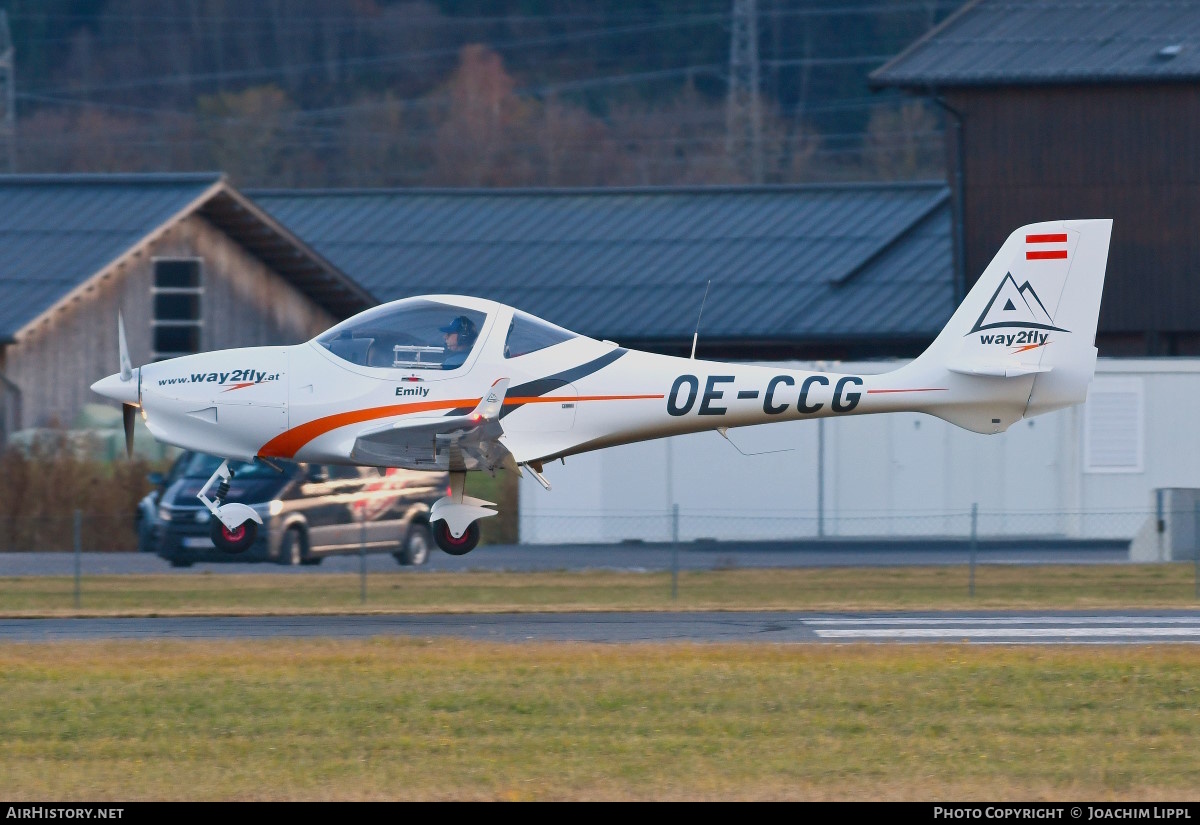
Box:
[891, 219, 1112, 432]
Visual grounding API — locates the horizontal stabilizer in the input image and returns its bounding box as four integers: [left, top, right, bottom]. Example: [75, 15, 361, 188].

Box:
[947, 362, 1053, 378]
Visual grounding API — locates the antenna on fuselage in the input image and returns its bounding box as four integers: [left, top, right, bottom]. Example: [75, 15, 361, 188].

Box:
[716, 426, 793, 456]
[690, 280, 712, 360]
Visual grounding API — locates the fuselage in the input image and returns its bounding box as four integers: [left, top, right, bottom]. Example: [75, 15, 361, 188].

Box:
[117, 295, 977, 471]
[90, 219, 1113, 551]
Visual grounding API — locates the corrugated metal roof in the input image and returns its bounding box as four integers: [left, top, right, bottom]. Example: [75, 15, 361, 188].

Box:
[0, 173, 373, 342]
[250, 183, 953, 347]
[0, 173, 221, 341]
[871, 0, 1200, 88]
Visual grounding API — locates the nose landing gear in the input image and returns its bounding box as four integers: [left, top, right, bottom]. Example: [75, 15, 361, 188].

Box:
[197, 459, 262, 554]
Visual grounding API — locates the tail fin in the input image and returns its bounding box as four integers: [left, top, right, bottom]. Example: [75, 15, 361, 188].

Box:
[893, 219, 1112, 433]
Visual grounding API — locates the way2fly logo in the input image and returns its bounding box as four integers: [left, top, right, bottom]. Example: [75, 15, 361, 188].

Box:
[966, 232, 1071, 354]
[157, 368, 282, 391]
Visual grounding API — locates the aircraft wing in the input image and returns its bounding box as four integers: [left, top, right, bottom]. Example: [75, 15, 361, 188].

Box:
[350, 378, 513, 472]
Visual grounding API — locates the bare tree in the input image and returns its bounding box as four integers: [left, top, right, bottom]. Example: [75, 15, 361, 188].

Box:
[195, 85, 302, 186]
[864, 100, 942, 180]
[429, 44, 535, 186]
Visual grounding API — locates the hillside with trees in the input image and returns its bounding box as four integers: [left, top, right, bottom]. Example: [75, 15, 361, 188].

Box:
[0, 0, 960, 188]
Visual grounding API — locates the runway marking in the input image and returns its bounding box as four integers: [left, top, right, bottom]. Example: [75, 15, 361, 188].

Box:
[814, 628, 1200, 639]
[806, 616, 1200, 626]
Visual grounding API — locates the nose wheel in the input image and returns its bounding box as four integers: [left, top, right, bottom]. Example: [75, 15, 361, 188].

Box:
[211, 518, 258, 553]
[434, 520, 480, 555]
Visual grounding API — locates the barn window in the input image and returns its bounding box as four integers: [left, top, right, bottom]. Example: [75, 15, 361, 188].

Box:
[152, 259, 202, 360]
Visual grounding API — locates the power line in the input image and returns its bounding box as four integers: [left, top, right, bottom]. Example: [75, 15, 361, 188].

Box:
[24, 16, 732, 95]
[0, 10, 14, 173]
[10, 3, 962, 28]
[726, 0, 764, 183]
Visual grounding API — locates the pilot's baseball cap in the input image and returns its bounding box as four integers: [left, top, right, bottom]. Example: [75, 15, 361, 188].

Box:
[439, 316, 474, 335]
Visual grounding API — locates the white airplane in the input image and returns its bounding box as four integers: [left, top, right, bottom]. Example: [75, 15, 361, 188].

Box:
[93, 219, 1111, 556]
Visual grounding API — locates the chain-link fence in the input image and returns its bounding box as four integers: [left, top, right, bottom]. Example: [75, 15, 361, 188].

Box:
[5, 504, 1200, 612]
[0, 505, 1190, 553]
[519, 505, 1154, 546]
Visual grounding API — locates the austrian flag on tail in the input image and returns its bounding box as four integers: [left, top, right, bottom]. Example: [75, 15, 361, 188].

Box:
[1026, 233, 1068, 260]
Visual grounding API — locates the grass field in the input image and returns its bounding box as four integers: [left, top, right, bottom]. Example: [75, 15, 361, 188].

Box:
[2, 640, 1198, 801]
[2, 563, 1200, 616]
[4, 564, 1200, 801]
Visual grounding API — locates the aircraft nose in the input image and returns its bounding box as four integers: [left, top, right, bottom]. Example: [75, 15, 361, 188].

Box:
[91, 371, 140, 405]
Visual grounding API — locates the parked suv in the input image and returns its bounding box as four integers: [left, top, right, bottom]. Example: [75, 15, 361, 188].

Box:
[135, 451, 189, 553]
[155, 452, 447, 568]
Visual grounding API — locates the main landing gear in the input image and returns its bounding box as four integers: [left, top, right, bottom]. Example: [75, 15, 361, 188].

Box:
[433, 520, 481, 555]
[197, 459, 263, 553]
[430, 471, 494, 555]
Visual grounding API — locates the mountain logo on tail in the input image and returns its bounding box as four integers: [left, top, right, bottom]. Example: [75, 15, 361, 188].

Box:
[968, 272, 1068, 335]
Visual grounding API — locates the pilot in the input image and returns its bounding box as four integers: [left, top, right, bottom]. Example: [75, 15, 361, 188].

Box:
[440, 315, 477, 370]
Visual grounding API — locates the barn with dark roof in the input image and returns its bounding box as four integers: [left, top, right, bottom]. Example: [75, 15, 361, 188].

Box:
[0, 173, 370, 441]
[871, 0, 1200, 356]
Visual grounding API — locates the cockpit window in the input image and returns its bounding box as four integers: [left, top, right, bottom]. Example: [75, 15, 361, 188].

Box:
[315, 299, 487, 370]
[503, 311, 577, 359]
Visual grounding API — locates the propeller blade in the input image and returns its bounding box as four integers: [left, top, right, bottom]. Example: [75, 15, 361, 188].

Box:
[123, 402, 136, 459]
[118, 312, 132, 382]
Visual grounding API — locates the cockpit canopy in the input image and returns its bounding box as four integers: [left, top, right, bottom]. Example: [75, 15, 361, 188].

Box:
[315, 297, 582, 370]
[315, 298, 487, 370]
[502, 310, 577, 359]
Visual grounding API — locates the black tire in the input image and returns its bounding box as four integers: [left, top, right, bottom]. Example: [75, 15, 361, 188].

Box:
[210, 518, 258, 554]
[394, 523, 432, 566]
[433, 520, 480, 556]
[278, 525, 305, 566]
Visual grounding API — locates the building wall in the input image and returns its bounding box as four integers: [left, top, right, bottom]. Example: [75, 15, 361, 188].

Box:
[0, 345, 14, 442]
[946, 84, 1200, 354]
[5, 213, 338, 430]
[518, 359, 1200, 544]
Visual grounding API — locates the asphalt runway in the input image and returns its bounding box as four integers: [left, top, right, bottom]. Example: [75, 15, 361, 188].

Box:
[0, 538, 1131, 576]
[5, 611, 1200, 645]
[8, 540, 1176, 646]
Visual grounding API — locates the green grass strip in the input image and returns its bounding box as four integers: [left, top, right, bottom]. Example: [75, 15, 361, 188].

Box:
[1, 640, 1198, 800]
[2, 564, 1199, 616]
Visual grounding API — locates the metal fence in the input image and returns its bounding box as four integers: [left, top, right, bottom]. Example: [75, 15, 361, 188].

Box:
[0, 504, 1192, 553]
[519, 505, 1154, 546]
[5, 504, 1200, 612]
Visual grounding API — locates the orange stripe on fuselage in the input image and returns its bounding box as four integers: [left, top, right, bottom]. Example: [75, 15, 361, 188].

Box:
[258, 393, 667, 459]
[259, 398, 478, 459]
